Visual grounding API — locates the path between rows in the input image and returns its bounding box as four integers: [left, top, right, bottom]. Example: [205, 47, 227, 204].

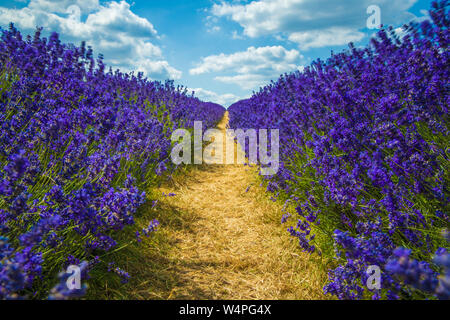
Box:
[134, 112, 325, 299]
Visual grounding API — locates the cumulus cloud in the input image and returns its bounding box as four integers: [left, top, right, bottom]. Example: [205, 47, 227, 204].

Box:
[28, 0, 100, 14]
[212, 0, 418, 49]
[190, 46, 302, 75]
[85, 1, 157, 38]
[214, 74, 269, 91]
[190, 46, 303, 90]
[189, 88, 241, 107]
[288, 27, 365, 50]
[0, 0, 181, 80]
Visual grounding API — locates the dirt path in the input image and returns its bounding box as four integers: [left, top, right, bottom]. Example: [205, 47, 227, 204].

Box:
[126, 112, 326, 299]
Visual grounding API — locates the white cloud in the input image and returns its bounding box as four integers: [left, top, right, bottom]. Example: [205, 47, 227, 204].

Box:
[190, 46, 303, 90]
[29, 0, 100, 14]
[214, 74, 267, 91]
[288, 27, 365, 50]
[189, 88, 241, 107]
[136, 60, 182, 80]
[0, 0, 181, 80]
[212, 0, 418, 49]
[190, 46, 302, 75]
[85, 1, 157, 38]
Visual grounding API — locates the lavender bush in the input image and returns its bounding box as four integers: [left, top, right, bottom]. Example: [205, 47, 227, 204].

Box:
[229, 0, 449, 300]
[0, 24, 224, 299]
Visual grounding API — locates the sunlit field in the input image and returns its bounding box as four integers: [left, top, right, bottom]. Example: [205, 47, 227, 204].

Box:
[0, 0, 448, 304]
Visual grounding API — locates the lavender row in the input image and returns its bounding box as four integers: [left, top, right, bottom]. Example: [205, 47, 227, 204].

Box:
[0, 24, 224, 299]
[229, 0, 449, 300]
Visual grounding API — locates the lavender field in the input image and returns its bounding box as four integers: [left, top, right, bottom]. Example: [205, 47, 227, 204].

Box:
[0, 0, 449, 302]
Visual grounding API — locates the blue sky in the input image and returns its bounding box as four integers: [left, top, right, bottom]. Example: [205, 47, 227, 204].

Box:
[0, 0, 432, 107]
